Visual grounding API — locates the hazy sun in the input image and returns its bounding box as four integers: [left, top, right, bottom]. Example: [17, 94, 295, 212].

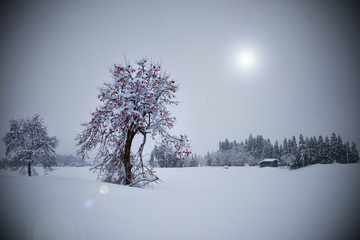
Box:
[237, 50, 256, 70]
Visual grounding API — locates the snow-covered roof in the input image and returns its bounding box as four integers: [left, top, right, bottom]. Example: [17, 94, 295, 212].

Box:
[259, 158, 279, 163]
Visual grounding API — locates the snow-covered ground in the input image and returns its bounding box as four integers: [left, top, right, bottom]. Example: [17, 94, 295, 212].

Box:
[1, 164, 359, 240]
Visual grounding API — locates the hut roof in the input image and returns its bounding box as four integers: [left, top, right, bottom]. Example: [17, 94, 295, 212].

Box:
[259, 158, 279, 163]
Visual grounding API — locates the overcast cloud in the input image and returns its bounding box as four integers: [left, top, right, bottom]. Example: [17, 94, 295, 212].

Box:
[1, 0, 359, 157]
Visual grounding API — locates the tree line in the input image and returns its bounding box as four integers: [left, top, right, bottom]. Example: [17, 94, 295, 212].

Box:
[149, 144, 199, 168]
[203, 133, 359, 168]
[55, 154, 93, 167]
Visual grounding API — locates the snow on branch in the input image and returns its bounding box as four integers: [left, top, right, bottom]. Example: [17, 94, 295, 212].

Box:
[76, 57, 191, 186]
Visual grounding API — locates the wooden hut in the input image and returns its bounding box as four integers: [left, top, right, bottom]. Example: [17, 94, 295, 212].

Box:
[259, 158, 279, 167]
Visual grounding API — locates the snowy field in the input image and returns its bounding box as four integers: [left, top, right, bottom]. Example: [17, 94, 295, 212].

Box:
[1, 164, 359, 240]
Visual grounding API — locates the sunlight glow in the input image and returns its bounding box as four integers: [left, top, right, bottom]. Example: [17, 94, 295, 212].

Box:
[237, 50, 256, 70]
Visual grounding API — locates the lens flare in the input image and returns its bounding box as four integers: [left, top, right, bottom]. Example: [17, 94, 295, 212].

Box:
[99, 185, 109, 195]
[82, 198, 95, 209]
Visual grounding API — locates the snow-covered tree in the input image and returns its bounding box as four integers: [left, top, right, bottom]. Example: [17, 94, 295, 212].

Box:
[330, 133, 339, 163]
[273, 140, 281, 160]
[218, 139, 233, 166]
[280, 138, 295, 166]
[76, 58, 190, 187]
[56, 154, 92, 167]
[316, 135, 326, 164]
[290, 136, 298, 155]
[231, 144, 248, 166]
[307, 137, 317, 165]
[204, 133, 357, 169]
[204, 151, 213, 166]
[219, 139, 231, 152]
[152, 144, 181, 168]
[336, 135, 347, 164]
[2, 115, 59, 176]
[188, 154, 199, 167]
[254, 135, 264, 161]
[323, 136, 331, 164]
[149, 152, 156, 168]
[262, 138, 273, 159]
[350, 142, 359, 163]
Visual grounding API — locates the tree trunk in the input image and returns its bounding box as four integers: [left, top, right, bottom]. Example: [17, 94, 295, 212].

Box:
[124, 130, 135, 185]
[28, 162, 31, 177]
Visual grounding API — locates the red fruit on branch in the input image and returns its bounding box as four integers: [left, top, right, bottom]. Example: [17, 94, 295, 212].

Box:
[77, 57, 190, 186]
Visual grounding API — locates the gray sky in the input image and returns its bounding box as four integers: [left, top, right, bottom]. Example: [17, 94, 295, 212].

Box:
[1, 0, 359, 157]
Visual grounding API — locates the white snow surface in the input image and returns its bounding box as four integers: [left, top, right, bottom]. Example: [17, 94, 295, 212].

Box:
[1, 164, 359, 240]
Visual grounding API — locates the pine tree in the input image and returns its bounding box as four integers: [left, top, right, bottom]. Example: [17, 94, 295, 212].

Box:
[317, 135, 326, 164]
[254, 135, 264, 162]
[262, 138, 273, 159]
[280, 138, 294, 166]
[219, 139, 231, 152]
[308, 136, 318, 165]
[343, 142, 351, 164]
[337, 135, 347, 164]
[330, 133, 339, 163]
[350, 142, 359, 163]
[294, 134, 306, 168]
[290, 136, 298, 155]
[245, 134, 255, 156]
[324, 136, 331, 164]
[152, 144, 181, 168]
[282, 138, 289, 155]
[205, 151, 212, 166]
[304, 136, 311, 166]
[273, 140, 280, 160]
[189, 154, 199, 167]
[287, 136, 298, 167]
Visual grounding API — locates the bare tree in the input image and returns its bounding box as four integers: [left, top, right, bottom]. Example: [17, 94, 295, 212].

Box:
[3, 115, 59, 176]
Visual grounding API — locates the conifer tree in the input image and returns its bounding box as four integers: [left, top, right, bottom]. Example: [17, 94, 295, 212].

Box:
[290, 136, 298, 155]
[282, 138, 289, 155]
[337, 135, 347, 163]
[324, 136, 331, 164]
[330, 133, 339, 163]
[262, 138, 273, 159]
[308, 137, 318, 165]
[295, 134, 306, 168]
[350, 142, 359, 163]
[273, 140, 280, 159]
[317, 135, 326, 164]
